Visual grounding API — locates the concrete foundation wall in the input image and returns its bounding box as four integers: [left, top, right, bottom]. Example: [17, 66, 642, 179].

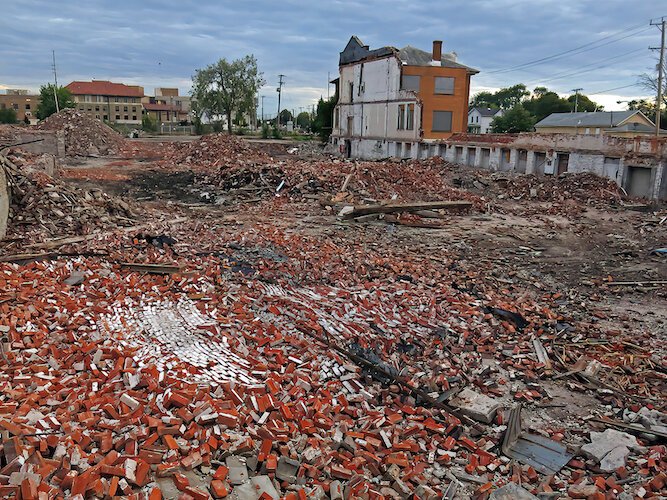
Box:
[332, 131, 667, 200]
[0, 127, 64, 157]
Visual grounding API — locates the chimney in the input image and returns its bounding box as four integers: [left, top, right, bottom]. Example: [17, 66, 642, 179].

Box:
[432, 40, 443, 62]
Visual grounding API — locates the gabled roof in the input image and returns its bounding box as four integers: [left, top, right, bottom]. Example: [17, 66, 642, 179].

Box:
[398, 46, 479, 73]
[605, 123, 667, 134]
[66, 81, 144, 97]
[535, 111, 650, 128]
[469, 107, 502, 117]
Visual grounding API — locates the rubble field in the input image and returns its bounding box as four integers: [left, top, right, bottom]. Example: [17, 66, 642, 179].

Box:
[0, 124, 665, 500]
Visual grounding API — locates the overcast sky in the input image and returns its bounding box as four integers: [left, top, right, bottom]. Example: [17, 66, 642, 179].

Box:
[0, 0, 663, 114]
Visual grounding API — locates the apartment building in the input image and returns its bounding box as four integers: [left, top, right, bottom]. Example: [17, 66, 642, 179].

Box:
[142, 88, 191, 124]
[0, 90, 40, 124]
[330, 36, 478, 159]
[66, 81, 144, 125]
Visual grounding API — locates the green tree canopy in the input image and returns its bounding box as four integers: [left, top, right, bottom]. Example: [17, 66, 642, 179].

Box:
[312, 95, 337, 141]
[491, 105, 535, 133]
[523, 90, 570, 122]
[296, 111, 310, 129]
[0, 108, 17, 124]
[279, 109, 293, 125]
[36, 85, 75, 120]
[471, 84, 529, 110]
[191, 55, 264, 134]
[566, 94, 600, 113]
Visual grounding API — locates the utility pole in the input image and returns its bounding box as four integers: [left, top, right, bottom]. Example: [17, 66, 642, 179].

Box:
[650, 17, 666, 136]
[571, 88, 583, 113]
[52, 50, 60, 113]
[261, 96, 266, 123]
[277, 74, 285, 125]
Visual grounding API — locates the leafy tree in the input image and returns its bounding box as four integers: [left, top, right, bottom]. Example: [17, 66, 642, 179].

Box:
[279, 109, 293, 125]
[491, 104, 535, 133]
[296, 111, 310, 129]
[523, 90, 570, 122]
[36, 84, 75, 120]
[312, 94, 337, 141]
[191, 55, 264, 134]
[470, 84, 528, 110]
[566, 94, 600, 112]
[141, 114, 157, 132]
[628, 99, 667, 125]
[0, 108, 17, 124]
[470, 91, 498, 109]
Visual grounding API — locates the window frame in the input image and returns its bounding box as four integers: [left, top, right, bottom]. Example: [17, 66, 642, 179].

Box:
[432, 110, 453, 132]
[434, 77, 455, 95]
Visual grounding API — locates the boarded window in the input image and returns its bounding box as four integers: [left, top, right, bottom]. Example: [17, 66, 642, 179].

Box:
[434, 77, 455, 95]
[406, 104, 414, 130]
[401, 75, 420, 92]
[432, 111, 452, 132]
[397, 104, 405, 130]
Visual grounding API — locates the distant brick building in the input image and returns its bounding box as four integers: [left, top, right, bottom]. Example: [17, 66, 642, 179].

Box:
[66, 81, 144, 125]
[142, 88, 191, 124]
[0, 90, 40, 124]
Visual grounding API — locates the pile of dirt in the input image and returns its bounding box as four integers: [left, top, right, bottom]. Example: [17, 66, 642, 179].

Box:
[35, 109, 126, 156]
[2, 150, 135, 243]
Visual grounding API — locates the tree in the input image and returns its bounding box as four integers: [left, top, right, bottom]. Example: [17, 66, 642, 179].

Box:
[470, 91, 498, 109]
[470, 84, 529, 110]
[628, 99, 667, 125]
[312, 95, 337, 141]
[523, 89, 570, 122]
[191, 55, 264, 134]
[566, 93, 600, 112]
[0, 108, 17, 124]
[296, 111, 310, 129]
[638, 59, 667, 108]
[491, 104, 535, 133]
[279, 109, 293, 125]
[36, 84, 75, 120]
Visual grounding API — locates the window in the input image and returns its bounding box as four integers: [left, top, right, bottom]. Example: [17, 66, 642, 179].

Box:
[401, 75, 420, 92]
[95, 106, 100, 112]
[124, 115, 129, 120]
[124, 106, 128, 112]
[115, 106, 120, 112]
[25, 104, 30, 110]
[349, 82, 354, 103]
[103, 115, 108, 120]
[432, 111, 453, 132]
[397, 104, 405, 130]
[87, 107, 92, 111]
[95, 115, 100, 119]
[132, 115, 137, 120]
[115, 115, 120, 120]
[406, 104, 414, 130]
[434, 77, 455, 95]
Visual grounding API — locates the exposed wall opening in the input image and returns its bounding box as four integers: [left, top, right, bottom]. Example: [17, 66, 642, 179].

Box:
[534, 152, 547, 175]
[603, 157, 620, 180]
[624, 166, 652, 198]
[466, 147, 476, 166]
[480, 148, 491, 168]
[557, 153, 570, 175]
[517, 149, 528, 173]
[454, 146, 464, 163]
[500, 148, 512, 172]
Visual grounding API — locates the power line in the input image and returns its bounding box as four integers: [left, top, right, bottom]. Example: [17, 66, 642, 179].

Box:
[587, 83, 638, 95]
[487, 23, 652, 74]
[523, 48, 646, 87]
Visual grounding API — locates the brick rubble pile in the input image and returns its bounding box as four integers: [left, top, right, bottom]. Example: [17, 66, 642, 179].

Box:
[36, 109, 126, 156]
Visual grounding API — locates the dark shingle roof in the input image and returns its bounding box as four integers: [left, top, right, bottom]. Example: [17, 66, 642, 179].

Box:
[535, 111, 643, 128]
[470, 107, 502, 117]
[398, 46, 479, 73]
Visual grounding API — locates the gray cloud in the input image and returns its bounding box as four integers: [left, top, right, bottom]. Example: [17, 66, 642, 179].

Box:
[0, 0, 662, 112]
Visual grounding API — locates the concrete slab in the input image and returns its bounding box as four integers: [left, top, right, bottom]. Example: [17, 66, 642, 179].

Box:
[449, 387, 500, 424]
[490, 483, 539, 499]
[230, 475, 279, 500]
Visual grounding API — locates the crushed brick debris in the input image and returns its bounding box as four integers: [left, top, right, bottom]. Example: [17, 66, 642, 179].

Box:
[35, 108, 126, 156]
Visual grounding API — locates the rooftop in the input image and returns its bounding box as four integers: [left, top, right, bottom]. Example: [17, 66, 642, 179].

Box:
[469, 107, 502, 117]
[535, 111, 649, 128]
[66, 80, 144, 98]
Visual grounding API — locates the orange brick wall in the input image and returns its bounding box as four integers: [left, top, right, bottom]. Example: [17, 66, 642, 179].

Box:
[402, 65, 471, 140]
